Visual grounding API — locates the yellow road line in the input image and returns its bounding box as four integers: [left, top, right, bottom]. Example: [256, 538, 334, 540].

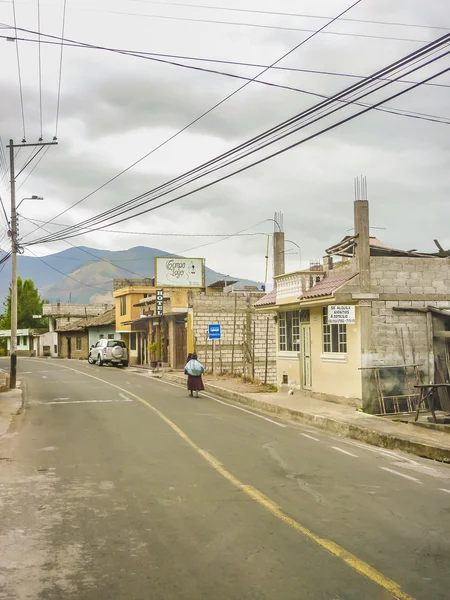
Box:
[30, 360, 415, 600]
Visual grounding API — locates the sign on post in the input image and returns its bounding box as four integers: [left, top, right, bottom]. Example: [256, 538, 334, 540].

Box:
[155, 289, 164, 317]
[328, 305, 355, 325]
[208, 324, 221, 340]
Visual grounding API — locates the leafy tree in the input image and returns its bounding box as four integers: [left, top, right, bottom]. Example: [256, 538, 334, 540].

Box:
[1, 277, 48, 329]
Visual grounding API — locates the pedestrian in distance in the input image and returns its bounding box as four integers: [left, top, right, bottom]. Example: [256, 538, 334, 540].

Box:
[184, 353, 205, 398]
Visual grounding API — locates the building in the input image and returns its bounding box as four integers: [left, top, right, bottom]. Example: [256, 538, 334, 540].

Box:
[42, 303, 114, 357]
[255, 198, 450, 413]
[113, 279, 155, 365]
[0, 328, 48, 357]
[57, 309, 116, 360]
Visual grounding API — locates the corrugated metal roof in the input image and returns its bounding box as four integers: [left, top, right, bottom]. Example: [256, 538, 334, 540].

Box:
[300, 273, 357, 299]
[253, 288, 277, 307]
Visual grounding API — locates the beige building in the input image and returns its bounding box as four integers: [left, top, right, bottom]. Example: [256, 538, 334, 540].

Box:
[255, 199, 450, 414]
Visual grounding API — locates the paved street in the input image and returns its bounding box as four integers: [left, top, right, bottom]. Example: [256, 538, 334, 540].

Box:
[0, 358, 449, 600]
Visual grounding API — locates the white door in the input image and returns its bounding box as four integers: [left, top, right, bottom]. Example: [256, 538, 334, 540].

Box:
[302, 325, 312, 389]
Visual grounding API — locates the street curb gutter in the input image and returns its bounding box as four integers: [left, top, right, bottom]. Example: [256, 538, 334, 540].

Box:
[162, 373, 450, 464]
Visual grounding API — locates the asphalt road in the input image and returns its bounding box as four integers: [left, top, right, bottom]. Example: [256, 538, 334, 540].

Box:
[0, 358, 449, 600]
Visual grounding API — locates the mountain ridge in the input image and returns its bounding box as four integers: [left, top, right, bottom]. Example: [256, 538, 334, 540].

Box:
[0, 246, 262, 305]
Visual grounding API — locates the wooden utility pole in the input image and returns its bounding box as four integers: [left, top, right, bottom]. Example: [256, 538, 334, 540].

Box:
[7, 139, 57, 389]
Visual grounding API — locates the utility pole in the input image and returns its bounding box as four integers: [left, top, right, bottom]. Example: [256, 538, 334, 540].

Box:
[7, 138, 57, 389]
[9, 140, 17, 389]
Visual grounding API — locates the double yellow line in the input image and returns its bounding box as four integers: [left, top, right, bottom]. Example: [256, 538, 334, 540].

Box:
[33, 360, 414, 600]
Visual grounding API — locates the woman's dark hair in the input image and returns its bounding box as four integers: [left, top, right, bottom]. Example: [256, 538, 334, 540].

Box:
[192, 353, 198, 360]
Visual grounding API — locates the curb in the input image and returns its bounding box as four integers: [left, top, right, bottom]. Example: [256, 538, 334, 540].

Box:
[162, 373, 450, 463]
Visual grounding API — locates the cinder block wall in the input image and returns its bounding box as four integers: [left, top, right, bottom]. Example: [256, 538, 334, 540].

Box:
[191, 292, 277, 384]
[371, 257, 450, 296]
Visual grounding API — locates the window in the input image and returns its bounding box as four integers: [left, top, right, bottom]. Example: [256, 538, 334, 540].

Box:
[278, 311, 301, 352]
[120, 296, 127, 316]
[130, 333, 137, 351]
[108, 334, 114, 340]
[107, 340, 126, 348]
[76, 337, 82, 351]
[322, 307, 347, 353]
[99, 334, 104, 339]
[22, 336, 28, 346]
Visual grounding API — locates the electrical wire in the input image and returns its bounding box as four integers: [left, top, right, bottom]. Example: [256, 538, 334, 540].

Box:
[11, 0, 26, 141]
[26, 248, 113, 292]
[54, 0, 67, 140]
[27, 36, 450, 246]
[3, 29, 449, 91]
[180, 220, 269, 253]
[126, 1, 450, 32]
[27, 46, 450, 247]
[15, 145, 44, 179]
[0, 196, 9, 228]
[16, 145, 50, 192]
[79, 6, 431, 45]
[37, 0, 43, 141]
[21, 0, 366, 240]
[1, 32, 448, 126]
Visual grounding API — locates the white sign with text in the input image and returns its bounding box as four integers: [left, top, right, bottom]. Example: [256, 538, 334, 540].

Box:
[155, 257, 204, 288]
[328, 305, 355, 325]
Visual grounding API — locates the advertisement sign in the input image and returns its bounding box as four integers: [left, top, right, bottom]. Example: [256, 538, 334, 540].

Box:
[155, 289, 164, 317]
[155, 257, 204, 288]
[328, 305, 356, 325]
[208, 324, 221, 340]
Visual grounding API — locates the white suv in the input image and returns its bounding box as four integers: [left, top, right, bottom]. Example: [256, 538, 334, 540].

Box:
[88, 339, 129, 367]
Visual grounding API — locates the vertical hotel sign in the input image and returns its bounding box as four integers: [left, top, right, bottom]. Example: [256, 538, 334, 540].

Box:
[156, 290, 164, 316]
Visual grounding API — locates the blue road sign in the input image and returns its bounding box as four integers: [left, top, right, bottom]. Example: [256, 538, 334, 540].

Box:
[208, 324, 221, 340]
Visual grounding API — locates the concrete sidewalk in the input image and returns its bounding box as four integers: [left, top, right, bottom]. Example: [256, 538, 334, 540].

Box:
[161, 371, 450, 463]
[0, 371, 23, 438]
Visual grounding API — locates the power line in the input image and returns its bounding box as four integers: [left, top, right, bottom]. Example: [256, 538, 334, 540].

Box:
[125, 1, 450, 32]
[28, 41, 450, 246]
[21, 0, 366, 240]
[37, 0, 43, 141]
[54, 0, 67, 140]
[11, 0, 26, 141]
[79, 6, 430, 45]
[2, 32, 449, 126]
[26, 248, 112, 292]
[16, 145, 50, 191]
[180, 220, 269, 253]
[0, 196, 9, 228]
[3, 28, 450, 91]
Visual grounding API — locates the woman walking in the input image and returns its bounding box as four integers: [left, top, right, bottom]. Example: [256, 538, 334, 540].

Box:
[185, 353, 205, 398]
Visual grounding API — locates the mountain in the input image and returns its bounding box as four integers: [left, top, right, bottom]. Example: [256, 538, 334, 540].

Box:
[0, 246, 262, 305]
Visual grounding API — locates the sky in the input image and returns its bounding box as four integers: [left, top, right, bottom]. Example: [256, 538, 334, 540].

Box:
[0, 0, 449, 284]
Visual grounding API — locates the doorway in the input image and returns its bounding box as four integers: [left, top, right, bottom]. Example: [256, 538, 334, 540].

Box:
[67, 337, 72, 360]
[175, 322, 187, 369]
[301, 324, 312, 389]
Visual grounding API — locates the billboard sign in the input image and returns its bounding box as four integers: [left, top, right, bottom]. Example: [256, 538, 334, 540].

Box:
[328, 305, 356, 325]
[155, 257, 204, 288]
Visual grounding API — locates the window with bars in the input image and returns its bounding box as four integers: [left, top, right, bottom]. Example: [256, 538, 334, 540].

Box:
[120, 296, 127, 316]
[76, 337, 82, 351]
[322, 307, 347, 353]
[278, 311, 301, 351]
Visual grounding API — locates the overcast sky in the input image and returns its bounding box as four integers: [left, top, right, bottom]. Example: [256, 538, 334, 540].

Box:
[0, 0, 449, 283]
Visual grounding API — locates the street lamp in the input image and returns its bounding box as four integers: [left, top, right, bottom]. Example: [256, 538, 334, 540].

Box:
[17, 195, 43, 210]
[285, 240, 302, 270]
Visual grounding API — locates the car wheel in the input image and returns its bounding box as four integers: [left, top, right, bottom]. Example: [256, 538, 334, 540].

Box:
[122, 360, 129, 368]
[87, 354, 94, 364]
[97, 353, 103, 366]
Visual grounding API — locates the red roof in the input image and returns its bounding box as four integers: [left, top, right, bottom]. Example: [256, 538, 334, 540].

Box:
[300, 273, 357, 299]
[253, 288, 277, 307]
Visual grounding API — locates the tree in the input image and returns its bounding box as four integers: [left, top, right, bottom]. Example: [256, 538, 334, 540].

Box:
[1, 277, 48, 329]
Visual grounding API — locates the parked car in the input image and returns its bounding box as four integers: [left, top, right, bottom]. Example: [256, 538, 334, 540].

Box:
[88, 339, 129, 367]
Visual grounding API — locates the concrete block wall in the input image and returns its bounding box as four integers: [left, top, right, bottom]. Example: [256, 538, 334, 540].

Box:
[43, 303, 114, 317]
[190, 293, 277, 384]
[113, 278, 153, 291]
[371, 257, 450, 295]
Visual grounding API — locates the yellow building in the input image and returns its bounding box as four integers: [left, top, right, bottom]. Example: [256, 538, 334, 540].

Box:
[114, 282, 155, 364]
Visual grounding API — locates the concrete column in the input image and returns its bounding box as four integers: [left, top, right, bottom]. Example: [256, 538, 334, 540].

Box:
[354, 200, 370, 291]
[273, 231, 285, 284]
[354, 201, 373, 410]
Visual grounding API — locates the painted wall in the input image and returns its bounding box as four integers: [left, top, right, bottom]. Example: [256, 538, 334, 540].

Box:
[114, 286, 155, 332]
[276, 353, 301, 388]
[309, 305, 362, 400]
[88, 326, 116, 348]
[39, 331, 58, 356]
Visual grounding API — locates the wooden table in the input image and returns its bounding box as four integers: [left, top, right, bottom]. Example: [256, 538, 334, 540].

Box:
[414, 384, 450, 423]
